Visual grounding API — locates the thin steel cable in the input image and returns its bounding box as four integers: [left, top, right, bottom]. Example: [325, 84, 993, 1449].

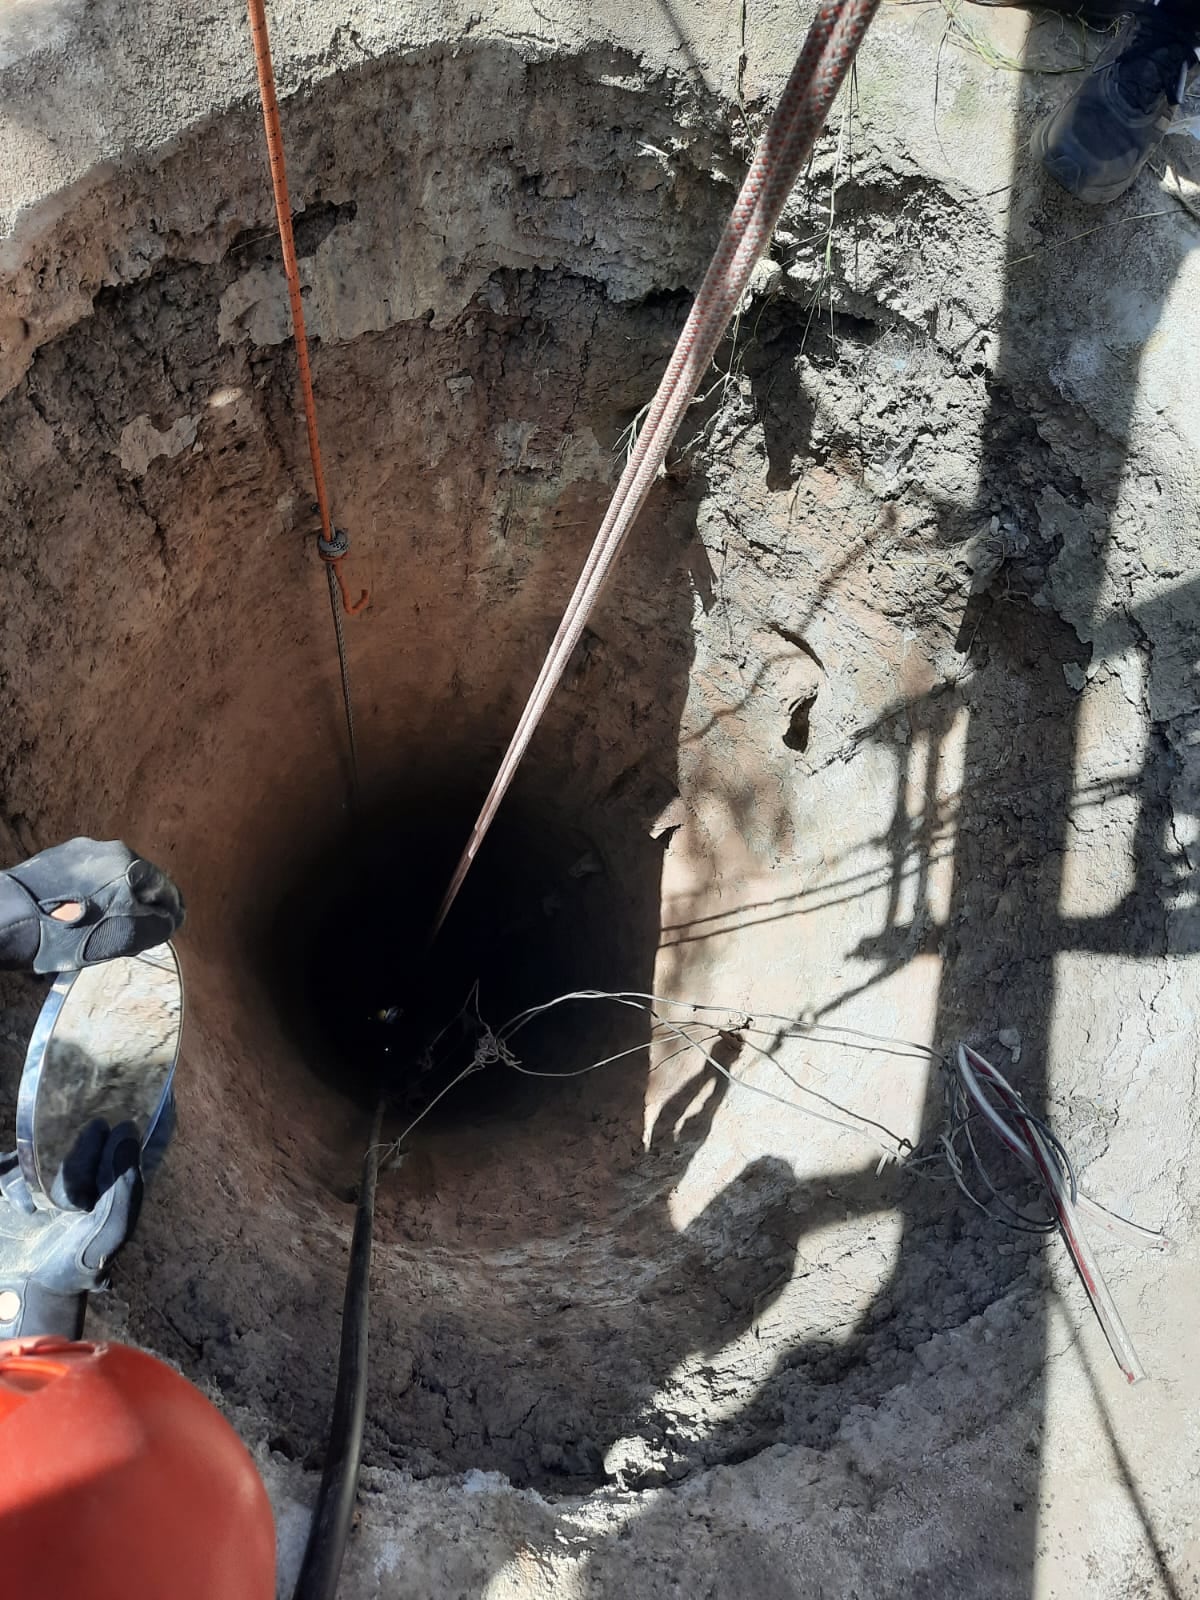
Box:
[432, 0, 881, 936]
[326, 563, 361, 805]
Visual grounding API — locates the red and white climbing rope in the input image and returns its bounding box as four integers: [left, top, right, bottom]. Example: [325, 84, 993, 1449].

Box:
[954, 1044, 1156, 1384]
[433, 0, 882, 933]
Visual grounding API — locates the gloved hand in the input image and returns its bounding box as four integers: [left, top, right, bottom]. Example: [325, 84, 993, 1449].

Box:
[0, 837, 184, 973]
[0, 1119, 144, 1340]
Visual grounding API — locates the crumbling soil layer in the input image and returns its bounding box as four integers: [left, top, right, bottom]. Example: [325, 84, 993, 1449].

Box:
[1, 4, 1199, 1596]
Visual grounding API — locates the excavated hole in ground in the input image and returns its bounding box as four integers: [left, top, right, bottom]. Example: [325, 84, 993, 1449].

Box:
[0, 41, 1060, 1499]
[267, 779, 650, 1127]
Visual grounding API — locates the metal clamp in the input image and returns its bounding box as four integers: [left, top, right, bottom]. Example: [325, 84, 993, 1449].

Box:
[318, 526, 351, 562]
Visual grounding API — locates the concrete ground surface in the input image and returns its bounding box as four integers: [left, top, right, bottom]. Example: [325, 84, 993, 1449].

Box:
[0, 0, 1198, 1594]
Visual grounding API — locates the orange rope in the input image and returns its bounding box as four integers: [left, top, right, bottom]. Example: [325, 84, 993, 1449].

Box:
[246, 0, 367, 616]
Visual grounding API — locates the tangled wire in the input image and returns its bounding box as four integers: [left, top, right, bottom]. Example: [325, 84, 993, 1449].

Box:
[380, 987, 1165, 1383]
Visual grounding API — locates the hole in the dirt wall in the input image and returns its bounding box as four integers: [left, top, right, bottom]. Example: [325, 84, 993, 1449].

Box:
[263, 772, 661, 1131]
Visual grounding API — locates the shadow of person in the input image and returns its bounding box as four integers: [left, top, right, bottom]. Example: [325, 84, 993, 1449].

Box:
[625, 1043, 805, 1389]
[470, 1037, 812, 1489]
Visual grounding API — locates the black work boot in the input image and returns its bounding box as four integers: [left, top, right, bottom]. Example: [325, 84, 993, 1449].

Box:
[1034, 1, 1200, 203]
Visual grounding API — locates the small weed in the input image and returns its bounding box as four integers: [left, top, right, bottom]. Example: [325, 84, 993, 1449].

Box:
[937, 0, 1100, 76]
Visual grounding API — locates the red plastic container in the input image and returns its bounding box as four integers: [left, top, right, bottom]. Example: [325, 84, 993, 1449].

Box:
[0, 1337, 275, 1598]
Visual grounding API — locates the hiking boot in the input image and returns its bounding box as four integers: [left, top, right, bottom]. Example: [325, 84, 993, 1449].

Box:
[1034, 2, 1200, 203]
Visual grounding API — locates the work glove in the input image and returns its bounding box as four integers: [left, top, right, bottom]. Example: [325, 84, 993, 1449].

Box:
[0, 837, 184, 973]
[0, 1119, 144, 1340]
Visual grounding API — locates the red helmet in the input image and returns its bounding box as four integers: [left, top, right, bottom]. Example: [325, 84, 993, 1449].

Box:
[0, 1337, 275, 1598]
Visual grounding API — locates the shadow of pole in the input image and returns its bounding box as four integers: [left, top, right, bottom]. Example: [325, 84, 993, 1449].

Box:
[916, 3, 1195, 1590]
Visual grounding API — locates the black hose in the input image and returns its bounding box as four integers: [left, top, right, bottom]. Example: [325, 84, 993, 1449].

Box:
[294, 1101, 384, 1600]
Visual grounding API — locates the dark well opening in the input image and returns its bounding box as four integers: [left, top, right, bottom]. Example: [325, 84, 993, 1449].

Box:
[263, 771, 667, 1132]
